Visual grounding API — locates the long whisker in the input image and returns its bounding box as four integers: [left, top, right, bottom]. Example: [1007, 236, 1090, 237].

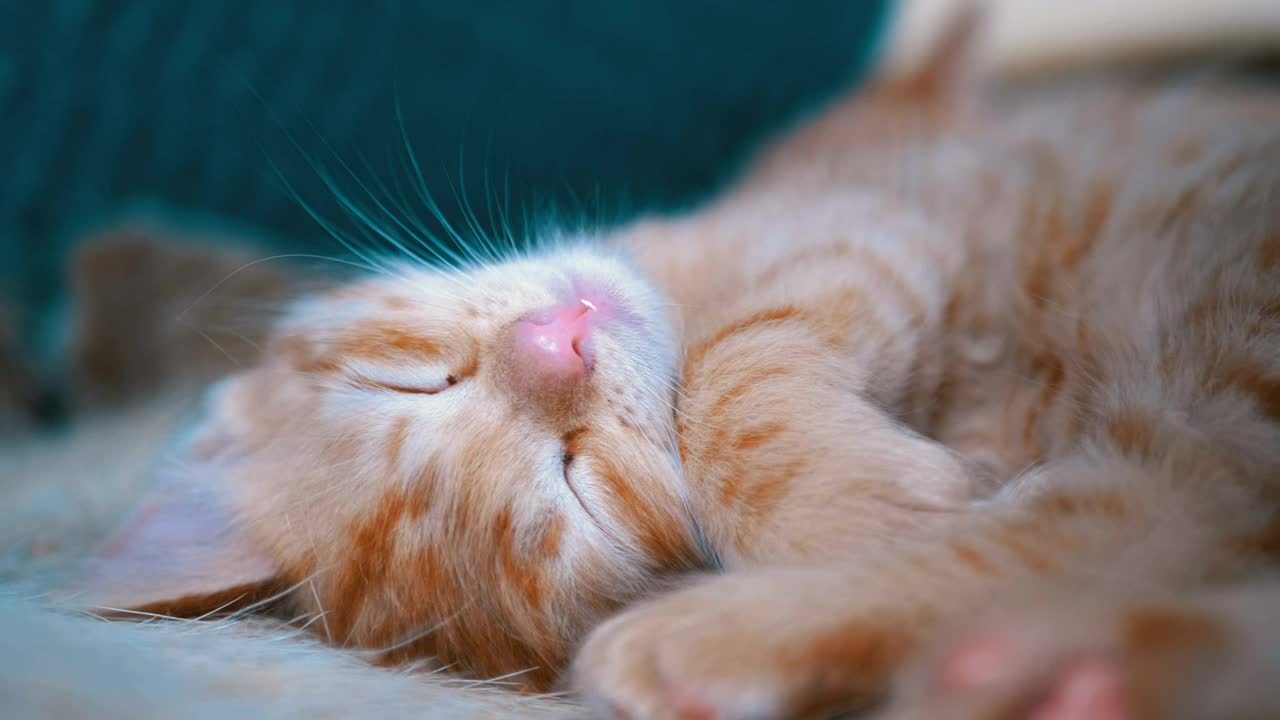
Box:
[456, 666, 539, 688]
[261, 150, 403, 280]
[481, 131, 519, 259]
[357, 151, 466, 271]
[451, 143, 501, 263]
[174, 253, 372, 326]
[395, 98, 487, 268]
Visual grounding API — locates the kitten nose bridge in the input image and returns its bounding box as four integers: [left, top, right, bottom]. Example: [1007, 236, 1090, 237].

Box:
[511, 298, 598, 384]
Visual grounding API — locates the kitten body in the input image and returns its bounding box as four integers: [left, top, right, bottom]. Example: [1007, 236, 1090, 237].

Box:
[578, 66, 1280, 718]
[61, 21, 1280, 720]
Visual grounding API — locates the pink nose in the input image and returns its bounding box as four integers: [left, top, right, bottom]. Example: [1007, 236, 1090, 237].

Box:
[513, 299, 597, 381]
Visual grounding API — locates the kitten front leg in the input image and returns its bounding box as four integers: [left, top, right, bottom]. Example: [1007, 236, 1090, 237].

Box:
[573, 447, 1277, 719]
[677, 343, 976, 567]
[573, 568, 1280, 720]
[572, 563, 942, 720]
[648, 199, 978, 568]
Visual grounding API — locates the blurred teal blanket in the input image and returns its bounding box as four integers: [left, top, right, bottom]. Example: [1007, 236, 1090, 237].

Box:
[0, 1, 888, 343]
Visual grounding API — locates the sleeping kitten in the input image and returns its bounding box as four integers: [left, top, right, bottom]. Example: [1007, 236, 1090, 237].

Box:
[69, 13, 1280, 719]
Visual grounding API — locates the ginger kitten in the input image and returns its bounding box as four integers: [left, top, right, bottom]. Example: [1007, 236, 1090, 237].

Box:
[69, 13, 1280, 719]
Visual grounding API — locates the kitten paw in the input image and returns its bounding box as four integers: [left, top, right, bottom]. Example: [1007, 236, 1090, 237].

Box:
[883, 595, 1247, 720]
[571, 568, 914, 720]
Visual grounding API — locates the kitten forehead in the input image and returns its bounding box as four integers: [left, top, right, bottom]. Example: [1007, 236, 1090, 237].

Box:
[283, 244, 661, 328]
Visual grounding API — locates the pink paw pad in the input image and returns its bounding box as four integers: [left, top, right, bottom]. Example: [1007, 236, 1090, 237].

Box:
[940, 635, 1013, 691]
[939, 634, 1131, 720]
[671, 695, 718, 720]
[1030, 658, 1130, 720]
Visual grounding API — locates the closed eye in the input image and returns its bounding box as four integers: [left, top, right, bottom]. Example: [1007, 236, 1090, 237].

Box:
[350, 372, 464, 395]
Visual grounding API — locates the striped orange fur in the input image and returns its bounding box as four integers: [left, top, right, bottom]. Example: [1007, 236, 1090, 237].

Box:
[75, 10, 1280, 717]
[573, 15, 1280, 720]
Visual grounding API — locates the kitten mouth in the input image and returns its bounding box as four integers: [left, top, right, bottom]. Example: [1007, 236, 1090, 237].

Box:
[561, 454, 605, 530]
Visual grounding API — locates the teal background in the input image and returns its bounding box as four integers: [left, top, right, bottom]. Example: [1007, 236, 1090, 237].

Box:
[0, 1, 891, 351]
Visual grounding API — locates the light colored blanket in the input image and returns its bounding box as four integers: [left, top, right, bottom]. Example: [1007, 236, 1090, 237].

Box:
[887, 0, 1280, 78]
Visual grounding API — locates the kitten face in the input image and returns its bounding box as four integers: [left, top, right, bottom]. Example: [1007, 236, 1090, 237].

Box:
[198, 245, 710, 687]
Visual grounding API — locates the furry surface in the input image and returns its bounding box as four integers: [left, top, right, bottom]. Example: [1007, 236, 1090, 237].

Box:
[6, 5, 1280, 718]
[0, 393, 582, 719]
[0, 230, 582, 717]
[1, 597, 576, 720]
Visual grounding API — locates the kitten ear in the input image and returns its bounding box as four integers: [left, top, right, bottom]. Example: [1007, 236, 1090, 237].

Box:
[64, 398, 282, 617]
[884, 2, 987, 108]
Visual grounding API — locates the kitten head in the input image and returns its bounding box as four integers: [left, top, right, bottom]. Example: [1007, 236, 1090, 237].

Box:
[72, 244, 712, 689]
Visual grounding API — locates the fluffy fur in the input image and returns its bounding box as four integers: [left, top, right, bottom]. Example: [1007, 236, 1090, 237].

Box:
[574, 25, 1280, 719]
[9, 12, 1280, 720]
[1, 235, 578, 719]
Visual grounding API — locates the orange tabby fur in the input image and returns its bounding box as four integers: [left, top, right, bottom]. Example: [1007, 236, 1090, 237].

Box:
[72, 12, 1280, 719]
[575, 23, 1280, 720]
